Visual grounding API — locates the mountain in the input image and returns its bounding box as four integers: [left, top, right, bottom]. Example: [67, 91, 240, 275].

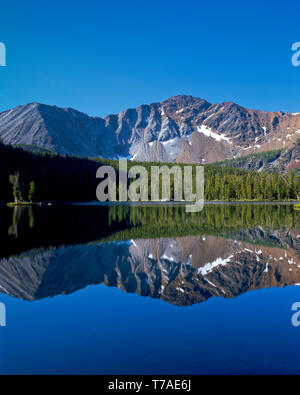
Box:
[0, 230, 299, 306]
[1, 96, 300, 167]
[0, 103, 108, 158]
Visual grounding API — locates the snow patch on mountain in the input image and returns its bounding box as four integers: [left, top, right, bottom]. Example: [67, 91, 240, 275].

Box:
[197, 255, 234, 276]
[197, 125, 232, 144]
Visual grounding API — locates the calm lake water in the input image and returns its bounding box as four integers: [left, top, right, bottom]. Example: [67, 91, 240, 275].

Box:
[0, 203, 300, 374]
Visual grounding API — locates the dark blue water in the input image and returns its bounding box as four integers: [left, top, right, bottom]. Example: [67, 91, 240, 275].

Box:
[1, 285, 300, 374]
[0, 204, 299, 374]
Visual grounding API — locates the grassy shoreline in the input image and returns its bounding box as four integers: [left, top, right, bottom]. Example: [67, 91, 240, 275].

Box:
[6, 202, 51, 207]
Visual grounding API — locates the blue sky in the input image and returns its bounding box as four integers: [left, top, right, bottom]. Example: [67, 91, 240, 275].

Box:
[0, 0, 300, 117]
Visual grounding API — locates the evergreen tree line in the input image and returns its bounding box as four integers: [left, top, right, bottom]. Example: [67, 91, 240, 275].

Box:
[106, 160, 300, 202]
[204, 168, 299, 201]
[0, 141, 299, 203]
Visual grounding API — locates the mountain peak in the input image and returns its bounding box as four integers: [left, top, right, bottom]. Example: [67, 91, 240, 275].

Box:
[162, 94, 210, 106]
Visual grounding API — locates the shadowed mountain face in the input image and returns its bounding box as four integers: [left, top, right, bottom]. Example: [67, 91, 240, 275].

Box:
[0, 204, 299, 306]
[1, 96, 300, 167]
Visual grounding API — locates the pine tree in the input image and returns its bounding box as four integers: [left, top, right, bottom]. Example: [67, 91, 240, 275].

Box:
[246, 174, 253, 199]
[28, 181, 36, 203]
[9, 173, 23, 203]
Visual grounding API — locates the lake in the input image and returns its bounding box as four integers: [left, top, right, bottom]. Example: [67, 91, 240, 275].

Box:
[0, 203, 300, 374]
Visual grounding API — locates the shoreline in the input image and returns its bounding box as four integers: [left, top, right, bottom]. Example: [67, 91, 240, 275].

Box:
[1, 200, 299, 207]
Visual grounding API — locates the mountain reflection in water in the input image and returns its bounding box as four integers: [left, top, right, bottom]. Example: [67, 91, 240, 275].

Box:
[0, 204, 299, 306]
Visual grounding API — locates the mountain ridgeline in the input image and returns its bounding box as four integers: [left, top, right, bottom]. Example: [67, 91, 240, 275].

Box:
[0, 95, 300, 171]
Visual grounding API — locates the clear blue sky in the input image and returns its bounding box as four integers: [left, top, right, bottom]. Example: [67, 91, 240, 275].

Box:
[1, 0, 300, 117]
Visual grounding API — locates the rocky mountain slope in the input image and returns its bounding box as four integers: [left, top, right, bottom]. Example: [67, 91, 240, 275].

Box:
[217, 139, 300, 174]
[1, 95, 300, 167]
